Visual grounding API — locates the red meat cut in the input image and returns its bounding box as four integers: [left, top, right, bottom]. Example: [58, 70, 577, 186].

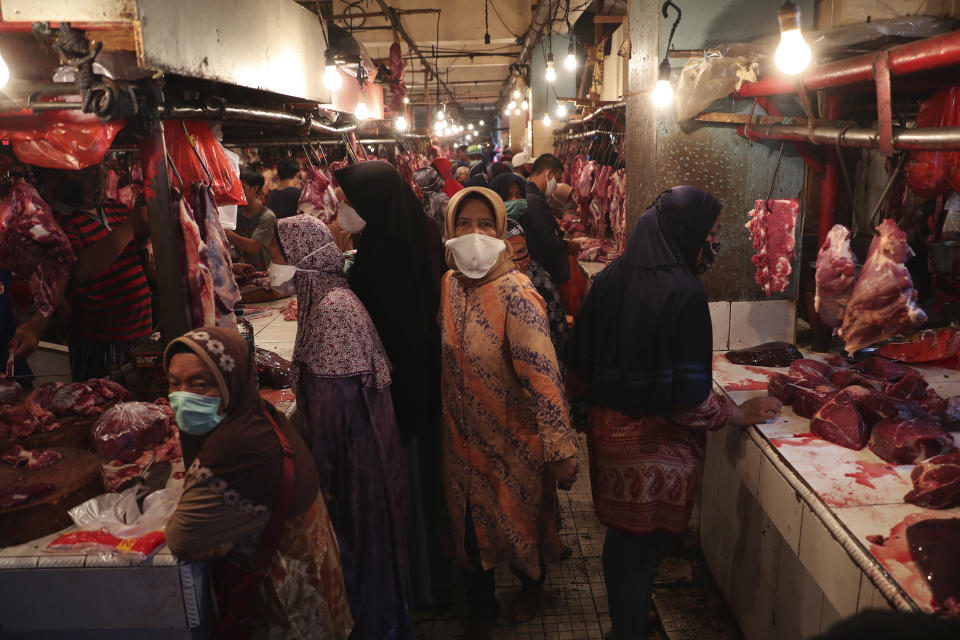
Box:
[810, 391, 869, 450]
[904, 451, 960, 509]
[767, 373, 797, 404]
[745, 198, 799, 298]
[725, 341, 803, 367]
[193, 183, 240, 329]
[839, 219, 927, 353]
[793, 385, 840, 419]
[831, 370, 885, 392]
[789, 359, 835, 387]
[885, 370, 929, 403]
[855, 356, 917, 382]
[868, 421, 955, 464]
[92, 401, 172, 463]
[179, 194, 215, 328]
[1, 445, 62, 469]
[906, 518, 960, 614]
[0, 182, 77, 316]
[0, 483, 55, 508]
[0, 379, 24, 405]
[814, 224, 858, 327]
[858, 392, 929, 427]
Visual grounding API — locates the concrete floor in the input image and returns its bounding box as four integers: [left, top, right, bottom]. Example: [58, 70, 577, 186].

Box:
[412, 434, 743, 640]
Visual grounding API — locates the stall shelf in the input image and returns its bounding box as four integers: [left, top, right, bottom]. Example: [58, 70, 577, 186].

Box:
[702, 351, 960, 639]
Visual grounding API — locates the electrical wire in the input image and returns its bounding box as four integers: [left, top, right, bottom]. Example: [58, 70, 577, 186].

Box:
[487, 0, 524, 39]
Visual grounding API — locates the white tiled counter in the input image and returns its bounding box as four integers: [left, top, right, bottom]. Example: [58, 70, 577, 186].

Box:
[702, 353, 960, 639]
[0, 299, 298, 638]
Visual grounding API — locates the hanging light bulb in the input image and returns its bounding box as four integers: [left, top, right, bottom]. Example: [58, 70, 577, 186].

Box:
[466, 134, 472, 141]
[323, 52, 342, 91]
[434, 120, 445, 133]
[775, 0, 811, 75]
[651, 59, 673, 108]
[513, 88, 522, 100]
[545, 53, 556, 83]
[479, 119, 485, 126]
[564, 42, 577, 70]
[355, 94, 369, 120]
[542, 113, 552, 127]
[556, 103, 568, 118]
[468, 123, 474, 131]
[395, 115, 408, 131]
[514, 108, 521, 116]
[403, 96, 410, 104]
[521, 100, 528, 111]
[508, 100, 516, 110]
[504, 106, 511, 115]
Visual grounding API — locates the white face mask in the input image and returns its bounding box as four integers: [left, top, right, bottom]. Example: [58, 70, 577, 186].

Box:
[267, 262, 297, 295]
[545, 176, 557, 198]
[445, 233, 506, 279]
[337, 203, 366, 234]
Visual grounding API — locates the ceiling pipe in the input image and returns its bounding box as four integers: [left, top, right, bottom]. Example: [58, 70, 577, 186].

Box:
[372, 0, 458, 107]
[736, 123, 960, 151]
[159, 104, 357, 134]
[558, 101, 626, 130]
[735, 29, 960, 97]
[499, 0, 555, 107]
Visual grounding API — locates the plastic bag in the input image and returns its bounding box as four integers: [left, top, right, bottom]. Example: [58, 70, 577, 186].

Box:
[92, 401, 172, 463]
[0, 110, 126, 170]
[47, 484, 182, 562]
[164, 120, 246, 206]
[905, 87, 960, 198]
[674, 44, 761, 121]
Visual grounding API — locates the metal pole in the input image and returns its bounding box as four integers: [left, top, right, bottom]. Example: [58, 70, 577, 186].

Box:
[731, 124, 960, 151]
[811, 96, 842, 353]
[137, 122, 191, 345]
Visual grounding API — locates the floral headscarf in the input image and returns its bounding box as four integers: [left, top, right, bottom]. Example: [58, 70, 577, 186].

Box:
[276, 215, 391, 391]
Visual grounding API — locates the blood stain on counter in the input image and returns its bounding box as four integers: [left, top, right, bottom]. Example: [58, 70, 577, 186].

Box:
[843, 460, 901, 490]
[771, 434, 828, 448]
[867, 512, 951, 612]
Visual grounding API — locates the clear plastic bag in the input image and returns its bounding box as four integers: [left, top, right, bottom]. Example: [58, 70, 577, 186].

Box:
[674, 44, 762, 121]
[92, 401, 172, 463]
[164, 120, 247, 207]
[46, 485, 182, 562]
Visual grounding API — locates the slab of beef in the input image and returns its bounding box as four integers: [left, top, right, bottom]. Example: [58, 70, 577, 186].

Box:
[745, 198, 799, 298]
[789, 359, 835, 387]
[831, 370, 885, 392]
[811, 391, 869, 450]
[793, 385, 840, 419]
[856, 356, 917, 382]
[906, 518, 960, 613]
[87, 378, 130, 403]
[859, 392, 929, 427]
[944, 397, 960, 430]
[0, 182, 77, 316]
[179, 194, 215, 328]
[814, 224, 858, 327]
[885, 370, 929, 403]
[1, 445, 62, 469]
[0, 483, 55, 508]
[904, 451, 960, 509]
[0, 379, 24, 405]
[767, 373, 797, 404]
[193, 183, 240, 330]
[868, 421, 955, 464]
[725, 341, 802, 367]
[256, 347, 293, 389]
[92, 401, 172, 463]
[839, 219, 927, 353]
[608, 169, 627, 254]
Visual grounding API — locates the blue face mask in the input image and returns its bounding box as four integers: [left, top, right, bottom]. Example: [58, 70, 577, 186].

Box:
[168, 391, 225, 436]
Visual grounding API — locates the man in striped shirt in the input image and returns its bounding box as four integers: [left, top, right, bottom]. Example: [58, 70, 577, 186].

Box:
[41, 166, 153, 381]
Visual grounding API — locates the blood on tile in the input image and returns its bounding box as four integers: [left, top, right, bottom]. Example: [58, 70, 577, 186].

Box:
[843, 460, 900, 490]
[867, 513, 952, 612]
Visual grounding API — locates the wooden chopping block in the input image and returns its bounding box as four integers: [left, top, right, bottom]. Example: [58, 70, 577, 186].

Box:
[240, 286, 286, 304]
[0, 448, 104, 547]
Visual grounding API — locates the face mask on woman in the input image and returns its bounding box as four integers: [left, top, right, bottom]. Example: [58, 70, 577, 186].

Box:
[267, 244, 333, 291]
[445, 233, 506, 279]
[504, 198, 528, 220]
[168, 391, 224, 435]
[337, 202, 366, 234]
[695, 239, 721, 274]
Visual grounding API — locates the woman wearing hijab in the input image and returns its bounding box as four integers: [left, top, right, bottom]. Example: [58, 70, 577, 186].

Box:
[164, 327, 352, 639]
[505, 218, 568, 358]
[489, 172, 528, 220]
[440, 187, 579, 637]
[563, 186, 782, 640]
[272, 215, 411, 639]
[413, 165, 451, 233]
[335, 161, 451, 609]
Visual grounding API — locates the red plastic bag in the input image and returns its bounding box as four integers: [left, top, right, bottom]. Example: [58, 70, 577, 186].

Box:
[164, 120, 246, 206]
[92, 401, 173, 463]
[0, 110, 126, 170]
[905, 87, 960, 198]
[559, 255, 590, 317]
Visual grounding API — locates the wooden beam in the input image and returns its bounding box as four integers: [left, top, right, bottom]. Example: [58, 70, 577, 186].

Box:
[593, 15, 625, 24]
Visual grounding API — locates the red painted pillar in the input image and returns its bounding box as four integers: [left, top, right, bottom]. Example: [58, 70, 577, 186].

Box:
[811, 95, 843, 352]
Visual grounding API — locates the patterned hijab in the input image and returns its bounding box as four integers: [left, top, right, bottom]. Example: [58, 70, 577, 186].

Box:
[164, 327, 319, 519]
[445, 186, 514, 289]
[276, 215, 391, 391]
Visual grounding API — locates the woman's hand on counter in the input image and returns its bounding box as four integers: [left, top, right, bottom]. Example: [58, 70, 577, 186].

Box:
[730, 396, 783, 426]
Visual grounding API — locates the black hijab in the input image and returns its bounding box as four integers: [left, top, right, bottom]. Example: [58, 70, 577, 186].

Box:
[335, 161, 441, 437]
[563, 186, 723, 417]
[489, 172, 526, 202]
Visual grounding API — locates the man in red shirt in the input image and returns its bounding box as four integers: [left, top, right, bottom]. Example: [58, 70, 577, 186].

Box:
[41, 165, 153, 381]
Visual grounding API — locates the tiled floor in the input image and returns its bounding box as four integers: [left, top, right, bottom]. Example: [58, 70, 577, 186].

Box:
[412, 435, 743, 640]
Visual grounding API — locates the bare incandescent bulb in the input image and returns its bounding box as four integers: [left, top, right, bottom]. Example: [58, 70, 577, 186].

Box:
[512, 88, 521, 100]
[323, 63, 342, 91]
[395, 115, 408, 131]
[774, 1, 811, 75]
[564, 43, 577, 70]
[521, 100, 528, 111]
[437, 109, 445, 121]
[354, 100, 369, 120]
[542, 113, 552, 126]
[556, 103, 568, 118]
[478, 119, 484, 126]
[651, 59, 673, 108]
[545, 53, 556, 83]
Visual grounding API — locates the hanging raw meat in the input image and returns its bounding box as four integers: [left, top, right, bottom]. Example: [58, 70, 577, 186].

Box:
[839, 219, 927, 354]
[389, 42, 407, 114]
[814, 224, 858, 327]
[298, 166, 338, 222]
[0, 182, 76, 316]
[179, 194, 215, 328]
[745, 198, 799, 298]
[608, 169, 627, 253]
[192, 183, 240, 329]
